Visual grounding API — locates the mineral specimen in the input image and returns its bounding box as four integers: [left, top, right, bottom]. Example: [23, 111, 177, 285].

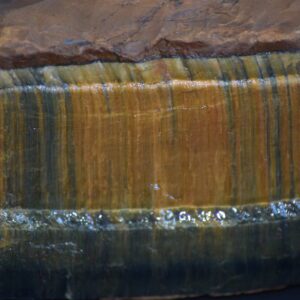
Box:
[0, 0, 299, 299]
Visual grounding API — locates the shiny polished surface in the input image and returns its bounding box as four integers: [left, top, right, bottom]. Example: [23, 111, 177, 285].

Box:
[0, 52, 300, 209]
[0, 51, 299, 298]
[0, 199, 299, 230]
[0, 199, 299, 299]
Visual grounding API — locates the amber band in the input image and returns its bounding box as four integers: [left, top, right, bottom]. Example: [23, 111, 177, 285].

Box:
[0, 52, 299, 298]
[0, 52, 299, 209]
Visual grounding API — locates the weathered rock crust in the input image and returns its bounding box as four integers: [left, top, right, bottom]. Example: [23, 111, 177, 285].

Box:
[0, 0, 299, 69]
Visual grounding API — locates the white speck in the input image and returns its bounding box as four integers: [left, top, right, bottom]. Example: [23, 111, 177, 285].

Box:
[179, 211, 191, 222]
[56, 217, 64, 225]
[206, 211, 212, 221]
[150, 183, 160, 191]
[165, 193, 176, 200]
[216, 210, 226, 220]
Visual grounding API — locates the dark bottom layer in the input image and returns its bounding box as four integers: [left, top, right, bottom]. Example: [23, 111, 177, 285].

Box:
[1, 256, 300, 300]
[0, 200, 299, 299]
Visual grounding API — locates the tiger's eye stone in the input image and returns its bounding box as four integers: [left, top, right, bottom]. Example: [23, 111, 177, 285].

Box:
[0, 1, 300, 299]
[0, 52, 299, 300]
[1, 53, 300, 209]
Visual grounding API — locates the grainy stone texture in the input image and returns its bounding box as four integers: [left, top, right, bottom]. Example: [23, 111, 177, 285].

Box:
[0, 0, 299, 68]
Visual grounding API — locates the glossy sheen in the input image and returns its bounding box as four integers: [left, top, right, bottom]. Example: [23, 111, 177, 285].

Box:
[0, 52, 300, 209]
[0, 200, 299, 299]
[0, 52, 299, 299]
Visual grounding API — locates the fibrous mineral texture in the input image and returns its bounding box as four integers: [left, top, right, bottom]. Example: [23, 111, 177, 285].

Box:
[0, 52, 299, 209]
[0, 0, 300, 299]
[0, 52, 299, 299]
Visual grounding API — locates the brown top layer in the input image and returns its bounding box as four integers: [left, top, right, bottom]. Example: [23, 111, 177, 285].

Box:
[0, 0, 299, 69]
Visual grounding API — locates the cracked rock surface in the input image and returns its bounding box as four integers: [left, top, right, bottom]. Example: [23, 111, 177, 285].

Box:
[0, 0, 299, 69]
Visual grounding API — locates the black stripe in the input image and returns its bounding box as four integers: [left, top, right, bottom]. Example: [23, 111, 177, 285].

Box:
[263, 54, 282, 200]
[254, 56, 272, 200]
[217, 58, 238, 204]
[23, 87, 42, 208]
[64, 87, 77, 208]
[277, 55, 295, 199]
[42, 87, 59, 207]
[181, 58, 193, 81]
[235, 56, 257, 198]
[3, 92, 19, 207]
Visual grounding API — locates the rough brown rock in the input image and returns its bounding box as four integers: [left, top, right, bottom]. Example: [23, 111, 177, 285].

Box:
[0, 0, 299, 69]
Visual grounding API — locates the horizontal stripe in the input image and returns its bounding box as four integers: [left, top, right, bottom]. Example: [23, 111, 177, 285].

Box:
[0, 199, 299, 298]
[0, 199, 299, 230]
